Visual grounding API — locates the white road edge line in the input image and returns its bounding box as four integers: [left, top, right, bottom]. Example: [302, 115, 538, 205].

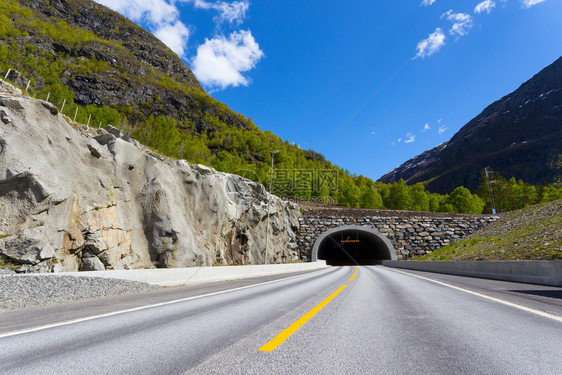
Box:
[0, 270, 328, 339]
[386, 268, 562, 323]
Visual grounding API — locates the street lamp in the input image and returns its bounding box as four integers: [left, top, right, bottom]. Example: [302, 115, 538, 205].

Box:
[484, 167, 496, 214]
[265, 150, 279, 264]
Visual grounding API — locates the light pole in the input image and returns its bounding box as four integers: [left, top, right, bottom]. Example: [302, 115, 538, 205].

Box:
[485, 167, 496, 214]
[265, 150, 279, 264]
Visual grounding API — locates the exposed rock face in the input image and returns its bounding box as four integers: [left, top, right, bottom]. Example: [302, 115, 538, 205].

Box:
[379, 56, 562, 193]
[0, 81, 300, 272]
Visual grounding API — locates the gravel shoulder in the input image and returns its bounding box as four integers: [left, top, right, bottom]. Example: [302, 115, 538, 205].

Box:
[0, 275, 157, 312]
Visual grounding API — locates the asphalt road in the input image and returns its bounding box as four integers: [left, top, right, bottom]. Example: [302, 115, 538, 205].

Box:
[0, 266, 561, 375]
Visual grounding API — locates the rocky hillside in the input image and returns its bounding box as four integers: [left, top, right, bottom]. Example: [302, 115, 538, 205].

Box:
[379, 56, 562, 193]
[417, 199, 562, 261]
[1, 0, 259, 130]
[0, 79, 300, 273]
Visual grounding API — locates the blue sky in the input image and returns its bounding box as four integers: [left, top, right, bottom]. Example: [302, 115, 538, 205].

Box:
[95, 0, 562, 180]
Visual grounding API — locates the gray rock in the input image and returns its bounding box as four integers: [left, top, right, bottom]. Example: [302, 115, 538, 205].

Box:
[0, 86, 301, 272]
[0, 97, 25, 110]
[80, 256, 105, 271]
[105, 125, 132, 143]
[87, 143, 102, 158]
[1, 111, 11, 124]
[1, 70, 28, 89]
[0, 79, 22, 96]
[38, 100, 59, 115]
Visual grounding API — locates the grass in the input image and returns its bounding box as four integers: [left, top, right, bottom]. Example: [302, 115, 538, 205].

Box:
[417, 199, 562, 261]
[0, 254, 14, 270]
[286, 259, 306, 263]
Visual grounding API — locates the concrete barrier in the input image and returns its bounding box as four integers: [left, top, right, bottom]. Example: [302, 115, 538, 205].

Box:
[381, 260, 562, 287]
[52, 261, 329, 286]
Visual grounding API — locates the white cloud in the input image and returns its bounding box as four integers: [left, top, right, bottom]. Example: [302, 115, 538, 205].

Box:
[404, 133, 416, 143]
[95, 0, 190, 57]
[96, 0, 179, 25]
[189, 0, 249, 24]
[96, 1, 264, 90]
[442, 10, 474, 37]
[438, 125, 448, 133]
[520, 0, 547, 8]
[475, 0, 496, 14]
[192, 30, 264, 90]
[420, 0, 436, 6]
[370, 131, 376, 135]
[415, 28, 446, 59]
[423, 123, 431, 132]
[154, 22, 191, 58]
[398, 138, 402, 143]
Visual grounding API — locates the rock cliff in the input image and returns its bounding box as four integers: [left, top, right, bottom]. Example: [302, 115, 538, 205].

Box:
[0, 80, 300, 272]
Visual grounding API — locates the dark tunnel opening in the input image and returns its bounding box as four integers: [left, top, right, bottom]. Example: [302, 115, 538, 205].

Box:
[312, 226, 396, 265]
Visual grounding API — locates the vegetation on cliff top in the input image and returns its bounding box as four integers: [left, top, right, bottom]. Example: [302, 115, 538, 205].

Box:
[1, 0, 560, 214]
[416, 199, 562, 261]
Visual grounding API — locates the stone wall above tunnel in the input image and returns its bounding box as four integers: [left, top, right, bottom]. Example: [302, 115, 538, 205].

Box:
[298, 215, 498, 261]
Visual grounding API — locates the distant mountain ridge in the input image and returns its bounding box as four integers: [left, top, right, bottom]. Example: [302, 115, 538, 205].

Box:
[378, 56, 562, 193]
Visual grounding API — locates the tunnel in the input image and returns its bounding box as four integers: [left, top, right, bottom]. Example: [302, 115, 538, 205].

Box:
[312, 225, 397, 265]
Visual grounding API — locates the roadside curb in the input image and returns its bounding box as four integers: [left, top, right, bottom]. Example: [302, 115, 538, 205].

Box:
[381, 260, 562, 287]
[40, 262, 329, 286]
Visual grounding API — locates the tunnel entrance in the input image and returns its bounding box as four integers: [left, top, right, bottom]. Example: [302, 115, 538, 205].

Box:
[312, 225, 396, 265]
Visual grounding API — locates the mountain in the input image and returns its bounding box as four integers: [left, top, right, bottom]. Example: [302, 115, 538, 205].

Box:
[379, 56, 562, 193]
[2, 0, 252, 132]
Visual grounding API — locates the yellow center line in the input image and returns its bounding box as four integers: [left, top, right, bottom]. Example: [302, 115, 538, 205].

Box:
[349, 266, 358, 281]
[259, 284, 348, 352]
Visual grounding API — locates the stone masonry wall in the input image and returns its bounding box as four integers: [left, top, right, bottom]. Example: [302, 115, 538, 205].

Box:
[298, 215, 498, 260]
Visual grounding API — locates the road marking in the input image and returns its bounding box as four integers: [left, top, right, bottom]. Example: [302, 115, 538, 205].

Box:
[349, 267, 358, 281]
[259, 284, 348, 352]
[0, 272, 324, 340]
[388, 268, 562, 323]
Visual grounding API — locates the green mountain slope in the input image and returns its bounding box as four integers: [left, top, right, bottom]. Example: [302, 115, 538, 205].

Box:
[417, 199, 562, 261]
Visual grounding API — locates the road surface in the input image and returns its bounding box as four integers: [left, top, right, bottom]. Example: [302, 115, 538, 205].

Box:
[0, 266, 561, 374]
